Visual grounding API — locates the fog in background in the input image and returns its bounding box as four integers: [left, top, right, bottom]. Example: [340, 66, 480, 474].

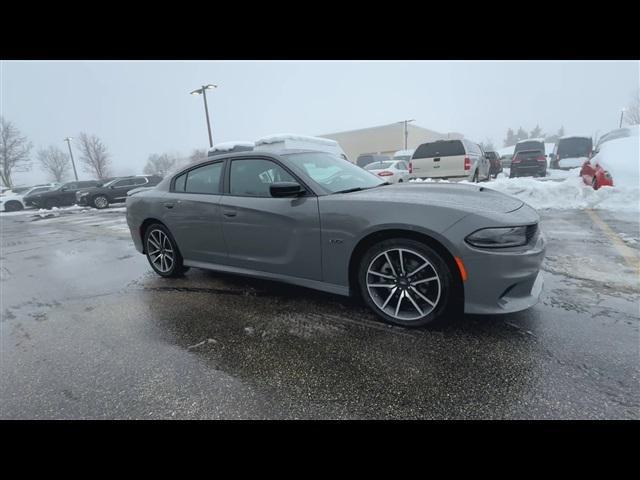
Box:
[2, 60, 638, 185]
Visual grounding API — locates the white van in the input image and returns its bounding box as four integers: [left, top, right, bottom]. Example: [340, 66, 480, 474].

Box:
[409, 139, 490, 182]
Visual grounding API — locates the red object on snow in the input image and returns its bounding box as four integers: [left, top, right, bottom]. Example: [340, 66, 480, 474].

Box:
[580, 158, 614, 190]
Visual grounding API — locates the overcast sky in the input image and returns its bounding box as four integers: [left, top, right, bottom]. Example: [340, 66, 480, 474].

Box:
[1, 60, 638, 185]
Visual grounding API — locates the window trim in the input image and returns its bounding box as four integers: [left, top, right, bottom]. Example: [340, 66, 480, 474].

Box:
[225, 156, 313, 198]
[170, 159, 226, 195]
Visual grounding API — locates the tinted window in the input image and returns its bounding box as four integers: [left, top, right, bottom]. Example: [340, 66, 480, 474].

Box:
[29, 187, 50, 195]
[114, 179, 135, 187]
[413, 140, 465, 158]
[230, 159, 295, 197]
[365, 161, 393, 170]
[65, 183, 79, 190]
[79, 181, 98, 188]
[174, 173, 187, 192]
[515, 141, 545, 154]
[133, 177, 148, 186]
[185, 162, 223, 194]
[557, 137, 592, 157]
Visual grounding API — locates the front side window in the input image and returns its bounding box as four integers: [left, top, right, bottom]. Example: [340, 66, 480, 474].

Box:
[114, 179, 135, 188]
[184, 162, 223, 194]
[230, 159, 295, 197]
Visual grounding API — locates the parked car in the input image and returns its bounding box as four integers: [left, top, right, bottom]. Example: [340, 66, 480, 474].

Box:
[580, 126, 639, 189]
[0, 184, 58, 212]
[549, 136, 593, 170]
[126, 142, 546, 328]
[509, 150, 548, 178]
[364, 159, 410, 183]
[356, 154, 390, 169]
[485, 151, 503, 178]
[26, 180, 102, 209]
[76, 175, 163, 209]
[409, 139, 490, 182]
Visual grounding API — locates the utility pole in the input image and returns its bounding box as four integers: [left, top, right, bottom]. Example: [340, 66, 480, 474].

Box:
[64, 137, 79, 181]
[397, 119, 415, 150]
[190, 84, 218, 147]
[619, 108, 626, 128]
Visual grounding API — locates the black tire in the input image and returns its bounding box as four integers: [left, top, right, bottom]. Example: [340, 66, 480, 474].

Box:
[398, 179, 403, 183]
[92, 195, 109, 209]
[592, 176, 598, 190]
[45, 198, 60, 209]
[4, 201, 23, 212]
[358, 238, 453, 328]
[143, 223, 188, 278]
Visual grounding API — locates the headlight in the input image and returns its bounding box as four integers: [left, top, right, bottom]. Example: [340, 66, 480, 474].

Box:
[466, 226, 528, 248]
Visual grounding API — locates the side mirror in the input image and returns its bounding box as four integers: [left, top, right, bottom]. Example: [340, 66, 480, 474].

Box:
[270, 182, 305, 198]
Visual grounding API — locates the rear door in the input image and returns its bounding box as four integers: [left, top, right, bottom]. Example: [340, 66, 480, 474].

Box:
[411, 140, 467, 178]
[162, 160, 227, 264]
[219, 157, 322, 281]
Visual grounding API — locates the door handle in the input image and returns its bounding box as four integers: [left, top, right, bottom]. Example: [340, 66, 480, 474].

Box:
[223, 210, 237, 218]
[163, 202, 175, 209]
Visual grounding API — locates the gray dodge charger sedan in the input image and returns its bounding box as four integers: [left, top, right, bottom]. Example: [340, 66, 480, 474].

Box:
[126, 147, 546, 327]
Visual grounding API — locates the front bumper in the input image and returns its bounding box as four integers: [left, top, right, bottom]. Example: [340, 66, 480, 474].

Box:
[462, 231, 546, 315]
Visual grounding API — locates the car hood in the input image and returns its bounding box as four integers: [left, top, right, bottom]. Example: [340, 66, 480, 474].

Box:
[339, 183, 524, 214]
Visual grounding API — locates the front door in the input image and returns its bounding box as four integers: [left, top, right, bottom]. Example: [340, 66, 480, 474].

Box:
[219, 157, 322, 281]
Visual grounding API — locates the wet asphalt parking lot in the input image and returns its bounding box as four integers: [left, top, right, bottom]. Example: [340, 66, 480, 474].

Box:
[1, 205, 638, 419]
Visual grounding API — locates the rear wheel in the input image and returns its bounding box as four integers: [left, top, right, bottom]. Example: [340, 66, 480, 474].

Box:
[4, 201, 23, 212]
[358, 238, 453, 328]
[144, 223, 188, 277]
[93, 195, 109, 209]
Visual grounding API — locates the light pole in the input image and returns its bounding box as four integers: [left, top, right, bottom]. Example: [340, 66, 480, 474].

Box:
[619, 108, 626, 128]
[190, 84, 217, 147]
[397, 119, 415, 150]
[63, 137, 79, 181]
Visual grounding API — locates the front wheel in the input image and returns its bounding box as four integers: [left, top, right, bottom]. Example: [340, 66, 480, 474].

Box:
[4, 201, 23, 212]
[358, 238, 452, 328]
[93, 195, 109, 209]
[144, 224, 187, 277]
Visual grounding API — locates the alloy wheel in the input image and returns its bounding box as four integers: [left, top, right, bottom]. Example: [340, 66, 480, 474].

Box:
[147, 229, 175, 274]
[94, 196, 108, 209]
[366, 248, 441, 322]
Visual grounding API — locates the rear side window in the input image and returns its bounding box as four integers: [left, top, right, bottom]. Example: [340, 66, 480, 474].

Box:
[114, 179, 136, 187]
[184, 162, 224, 194]
[413, 140, 465, 159]
[133, 177, 148, 186]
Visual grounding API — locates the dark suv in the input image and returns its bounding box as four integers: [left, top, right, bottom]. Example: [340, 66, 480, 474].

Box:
[26, 180, 102, 209]
[509, 150, 547, 178]
[76, 175, 163, 209]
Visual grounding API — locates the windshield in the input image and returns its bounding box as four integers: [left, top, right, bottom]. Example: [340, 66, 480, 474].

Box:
[366, 161, 394, 170]
[282, 151, 385, 194]
[557, 137, 592, 157]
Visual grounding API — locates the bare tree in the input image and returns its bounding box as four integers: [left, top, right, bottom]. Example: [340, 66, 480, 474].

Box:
[480, 138, 496, 152]
[624, 90, 640, 126]
[77, 132, 112, 179]
[188, 148, 208, 164]
[38, 145, 71, 182]
[0, 117, 33, 187]
[143, 153, 178, 176]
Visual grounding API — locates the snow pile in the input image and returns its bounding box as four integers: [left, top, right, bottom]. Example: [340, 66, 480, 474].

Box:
[409, 168, 639, 212]
[475, 172, 639, 212]
[255, 134, 338, 147]
[207, 141, 254, 153]
[590, 132, 639, 189]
